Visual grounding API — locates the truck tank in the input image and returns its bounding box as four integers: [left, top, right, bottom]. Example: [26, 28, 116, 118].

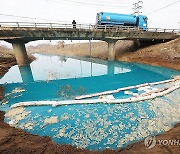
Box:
[97, 12, 137, 25]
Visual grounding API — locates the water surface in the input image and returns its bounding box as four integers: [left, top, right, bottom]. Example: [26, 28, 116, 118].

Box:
[0, 53, 180, 150]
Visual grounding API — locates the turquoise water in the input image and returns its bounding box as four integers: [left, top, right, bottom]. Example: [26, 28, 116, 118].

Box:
[0, 53, 180, 150]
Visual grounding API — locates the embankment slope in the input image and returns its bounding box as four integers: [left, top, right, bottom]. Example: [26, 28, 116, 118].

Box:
[118, 38, 180, 70]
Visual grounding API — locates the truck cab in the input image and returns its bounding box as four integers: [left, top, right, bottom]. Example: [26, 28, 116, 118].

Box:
[137, 15, 148, 31]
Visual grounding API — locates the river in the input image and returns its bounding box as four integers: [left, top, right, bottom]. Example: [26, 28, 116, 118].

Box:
[0, 53, 180, 150]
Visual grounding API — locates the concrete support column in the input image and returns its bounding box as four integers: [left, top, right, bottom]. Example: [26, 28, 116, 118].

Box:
[12, 42, 29, 66]
[107, 40, 117, 61]
[107, 61, 115, 76]
[18, 65, 34, 83]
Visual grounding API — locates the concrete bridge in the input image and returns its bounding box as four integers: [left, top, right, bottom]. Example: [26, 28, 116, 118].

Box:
[0, 22, 179, 66]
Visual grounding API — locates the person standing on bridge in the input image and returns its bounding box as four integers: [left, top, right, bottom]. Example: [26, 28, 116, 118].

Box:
[72, 20, 76, 29]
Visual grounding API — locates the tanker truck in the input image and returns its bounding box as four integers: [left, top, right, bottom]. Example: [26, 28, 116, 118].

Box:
[96, 12, 148, 30]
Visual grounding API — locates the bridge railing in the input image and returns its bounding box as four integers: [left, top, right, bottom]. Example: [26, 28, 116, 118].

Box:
[147, 28, 179, 33]
[0, 22, 135, 29]
[0, 22, 141, 32]
[0, 22, 179, 33]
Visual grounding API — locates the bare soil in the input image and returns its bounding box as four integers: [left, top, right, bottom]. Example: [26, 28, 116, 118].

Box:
[117, 38, 180, 70]
[0, 38, 180, 153]
[0, 47, 16, 76]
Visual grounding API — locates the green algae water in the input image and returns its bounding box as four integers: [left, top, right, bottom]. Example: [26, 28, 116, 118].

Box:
[0, 53, 180, 150]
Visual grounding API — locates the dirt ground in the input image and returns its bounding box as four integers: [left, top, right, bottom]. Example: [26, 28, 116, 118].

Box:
[117, 38, 180, 70]
[0, 46, 17, 76]
[0, 39, 180, 153]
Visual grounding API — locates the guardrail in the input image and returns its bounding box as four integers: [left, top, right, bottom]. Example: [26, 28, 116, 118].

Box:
[0, 22, 179, 33]
[0, 22, 139, 30]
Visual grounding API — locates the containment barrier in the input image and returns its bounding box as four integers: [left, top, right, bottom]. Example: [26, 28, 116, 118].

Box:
[10, 78, 180, 108]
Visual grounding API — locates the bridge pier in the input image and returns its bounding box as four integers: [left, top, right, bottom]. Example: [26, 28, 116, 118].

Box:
[12, 42, 30, 66]
[107, 40, 117, 61]
[18, 65, 34, 83]
[107, 61, 115, 76]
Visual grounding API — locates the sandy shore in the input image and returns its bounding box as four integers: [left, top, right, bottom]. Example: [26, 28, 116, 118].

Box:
[0, 39, 180, 153]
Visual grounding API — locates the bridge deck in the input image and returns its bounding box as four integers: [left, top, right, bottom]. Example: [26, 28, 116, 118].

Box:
[0, 22, 179, 42]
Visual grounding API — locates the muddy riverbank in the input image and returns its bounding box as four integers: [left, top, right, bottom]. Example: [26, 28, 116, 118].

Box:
[0, 49, 16, 76]
[117, 38, 180, 70]
[0, 39, 180, 153]
[0, 49, 17, 102]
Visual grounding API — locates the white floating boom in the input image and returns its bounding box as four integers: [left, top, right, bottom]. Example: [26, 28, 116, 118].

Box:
[10, 78, 180, 109]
